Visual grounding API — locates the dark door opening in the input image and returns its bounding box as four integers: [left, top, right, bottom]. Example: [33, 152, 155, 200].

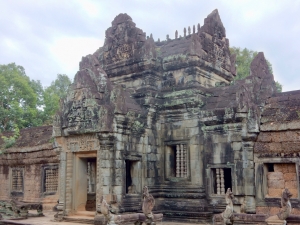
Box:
[126, 160, 133, 194]
[224, 168, 232, 191]
[86, 158, 96, 211]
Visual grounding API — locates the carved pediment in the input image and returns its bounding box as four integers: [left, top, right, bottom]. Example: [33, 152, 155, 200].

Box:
[56, 54, 143, 136]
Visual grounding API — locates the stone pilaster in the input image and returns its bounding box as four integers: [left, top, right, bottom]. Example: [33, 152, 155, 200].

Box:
[56, 150, 66, 221]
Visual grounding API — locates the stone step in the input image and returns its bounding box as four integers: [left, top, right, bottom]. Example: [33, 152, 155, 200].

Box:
[74, 210, 96, 217]
[64, 215, 95, 224]
[121, 194, 142, 212]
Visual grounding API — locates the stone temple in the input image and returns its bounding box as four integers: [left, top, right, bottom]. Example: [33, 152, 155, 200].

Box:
[1, 9, 300, 224]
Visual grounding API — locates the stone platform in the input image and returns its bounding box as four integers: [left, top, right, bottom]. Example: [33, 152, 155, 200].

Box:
[0, 211, 208, 225]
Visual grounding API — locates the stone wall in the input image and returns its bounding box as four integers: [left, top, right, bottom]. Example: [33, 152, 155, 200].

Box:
[255, 90, 300, 215]
[0, 126, 59, 210]
[267, 164, 298, 198]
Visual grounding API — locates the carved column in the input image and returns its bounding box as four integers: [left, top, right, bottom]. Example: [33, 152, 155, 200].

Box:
[176, 145, 180, 177]
[183, 144, 187, 178]
[216, 169, 221, 195]
[220, 168, 225, 195]
[180, 144, 184, 177]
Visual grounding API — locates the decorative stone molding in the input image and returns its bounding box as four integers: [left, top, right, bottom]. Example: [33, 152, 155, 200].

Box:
[66, 134, 99, 152]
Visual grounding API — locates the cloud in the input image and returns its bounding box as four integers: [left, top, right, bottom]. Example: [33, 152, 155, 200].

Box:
[49, 36, 103, 82]
[0, 0, 299, 91]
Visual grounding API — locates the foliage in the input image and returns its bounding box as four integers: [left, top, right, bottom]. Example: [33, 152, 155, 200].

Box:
[275, 81, 282, 92]
[230, 47, 283, 92]
[42, 74, 71, 125]
[0, 63, 42, 131]
[0, 63, 72, 131]
[1, 124, 20, 149]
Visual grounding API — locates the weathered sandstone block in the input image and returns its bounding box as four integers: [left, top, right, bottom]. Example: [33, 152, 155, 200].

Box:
[267, 172, 283, 180]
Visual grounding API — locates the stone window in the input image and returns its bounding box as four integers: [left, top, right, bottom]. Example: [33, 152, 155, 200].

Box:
[166, 144, 188, 178]
[11, 167, 24, 194]
[266, 163, 298, 198]
[211, 168, 232, 195]
[42, 165, 58, 194]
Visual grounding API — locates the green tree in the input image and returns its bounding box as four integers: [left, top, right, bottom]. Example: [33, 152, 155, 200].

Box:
[0, 63, 42, 131]
[42, 74, 71, 124]
[230, 47, 283, 92]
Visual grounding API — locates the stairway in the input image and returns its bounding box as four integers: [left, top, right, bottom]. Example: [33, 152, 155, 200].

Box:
[121, 194, 142, 212]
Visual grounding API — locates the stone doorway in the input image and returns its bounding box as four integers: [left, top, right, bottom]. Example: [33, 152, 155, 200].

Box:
[86, 158, 96, 211]
[125, 160, 141, 194]
[73, 153, 97, 213]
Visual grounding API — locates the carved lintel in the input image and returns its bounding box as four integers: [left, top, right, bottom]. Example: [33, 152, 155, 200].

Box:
[66, 134, 99, 152]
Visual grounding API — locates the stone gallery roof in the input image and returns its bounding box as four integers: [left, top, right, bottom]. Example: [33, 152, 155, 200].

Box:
[260, 90, 300, 131]
[0, 125, 53, 149]
[204, 52, 276, 111]
[0, 126, 58, 167]
[254, 90, 300, 156]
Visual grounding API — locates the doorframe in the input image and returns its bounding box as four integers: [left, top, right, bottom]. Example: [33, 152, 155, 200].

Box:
[72, 151, 97, 212]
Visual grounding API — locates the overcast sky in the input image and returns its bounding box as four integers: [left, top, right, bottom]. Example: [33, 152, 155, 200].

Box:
[0, 0, 299, 92]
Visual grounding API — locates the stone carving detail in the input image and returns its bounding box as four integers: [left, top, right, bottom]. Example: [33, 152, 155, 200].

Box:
[266, 188, 292, 224]
[99, 192, 162, 225]
[200, 9, 231, 71]
[100, 13, 156, 65]
[117, 43, 132, 60]
[0, 200, 43, 220]
[142, 186, 155, 221]
[56, 53, 143, 135]
[222, 188, 234, 224]
[213, 188, 234, 225]
[213, 168, 228, 195]
[131, 120, 145, 136]
[216, 168, 221, 194]
[161, 73, 176, 89]
[67, 135, 99, 152]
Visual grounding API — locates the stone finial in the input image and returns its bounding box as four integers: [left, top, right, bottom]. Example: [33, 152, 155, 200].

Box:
[158, 38, 160, 42]
[193, 25, 195, 34]
[202, 9, 225, 38]
[188, 26, 191, 35]
[150, 33, 153, 39]
[111, 13, 133, 26]
[197, 23, 201, 33]
[184, 27, 186, 37]
[175, 30, 178, 39]
[166, 34, 169, 40]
